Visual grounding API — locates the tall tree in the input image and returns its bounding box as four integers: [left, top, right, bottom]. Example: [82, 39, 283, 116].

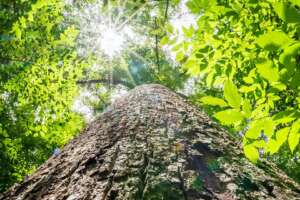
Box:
[1, 84, 299, 199]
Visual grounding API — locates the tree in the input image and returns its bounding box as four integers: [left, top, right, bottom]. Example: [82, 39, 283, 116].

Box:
[1, 84, 299, 200]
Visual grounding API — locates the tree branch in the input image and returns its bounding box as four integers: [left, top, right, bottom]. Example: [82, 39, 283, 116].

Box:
[154, 17, 160, 71]
[164, 0, 169, 21]
[76, 78, 129, 86]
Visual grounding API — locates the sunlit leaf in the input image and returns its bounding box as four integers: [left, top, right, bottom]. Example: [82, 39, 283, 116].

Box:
[256, 59, 279, 83]
[224, 80, 242, 108]
[176, 51, 185, 62]
[160, 36, 169, 46]
[272, 2, 300, 24]
[252, 140, 265, 148]
[242, 99, 252, 118]
[270, 82, 286, 91]
[200, 96, 228, 107]
[276, 127, 290, 145]
[183, 58, 200, 76]
[245, 120, 263, 139]
[267, 139, 280, 155]
[257, 31, 292, 51]
[290, 0, 300, 7]
[273, 110, 296, 125]
[244, 144, 259, 163]
[214, 109, 244, 125]
[264, 117, 275, 137]
[279, 42, 300, 68]
[288, 120, 300, 153]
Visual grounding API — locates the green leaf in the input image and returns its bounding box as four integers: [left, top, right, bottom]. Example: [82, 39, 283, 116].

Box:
[276, 127, 290, 145]
[243, 76, 254, 84]
[28, 11, 34, 22]
[288, 120, 300, 153]
[252, 140, 266, 148]
[186, 0, 216, 13]
[256, 59, 279, 83]
[12, 24, 22, 40]
[19, 17, 26, 28]
[200, 96, 228, 107]
[242, 99, 252, 118]
[224, 80, 242, 108]
[270, 82, 286, 91]
[273, 110, 296, 125]
[160, 36, 169, 46]
[166, 24, 174, 34]
[239, 85, 258, 93]
[176, 51, 185, 62]
[290, 0, 300, 7]
[267, 139, 280, 155]
[214, 109, 244, 125]
[244, 144, 259, 163]
[183, 58, 200, 76]
[186, 0, 202, 13]
[263, 117, 275, 137]
[257, 31, 292, 51]
[273, 2, 300, 24]
[279, 42, 300, 68]
[245, 120, 264, 139]
[183, 25, 195, 38]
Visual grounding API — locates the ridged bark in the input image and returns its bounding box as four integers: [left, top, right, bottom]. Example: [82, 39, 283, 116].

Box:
[1, 84, 299, 200]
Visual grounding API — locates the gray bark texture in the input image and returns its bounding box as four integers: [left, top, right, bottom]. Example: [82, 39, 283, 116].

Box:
[1, 84, 300, 200]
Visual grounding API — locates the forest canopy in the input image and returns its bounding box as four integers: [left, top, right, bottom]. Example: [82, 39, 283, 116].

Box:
[0, 0, 300, 192]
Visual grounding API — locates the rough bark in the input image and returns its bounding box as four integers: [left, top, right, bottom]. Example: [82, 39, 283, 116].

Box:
[1, 84, 299, 200]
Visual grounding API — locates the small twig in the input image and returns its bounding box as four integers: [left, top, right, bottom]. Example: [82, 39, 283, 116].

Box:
[154, 17, 160, 71]
[76, 79, 128, 86]
[164, 0, 169, 21]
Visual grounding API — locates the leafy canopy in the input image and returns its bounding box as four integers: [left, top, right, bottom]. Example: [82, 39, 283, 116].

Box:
[163, 0, 300, 179]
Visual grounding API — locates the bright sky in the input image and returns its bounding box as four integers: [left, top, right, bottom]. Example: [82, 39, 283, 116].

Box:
[67, 0, 197, 121]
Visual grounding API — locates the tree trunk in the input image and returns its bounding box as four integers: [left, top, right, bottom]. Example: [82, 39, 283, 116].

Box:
[1, 84, 299, 200]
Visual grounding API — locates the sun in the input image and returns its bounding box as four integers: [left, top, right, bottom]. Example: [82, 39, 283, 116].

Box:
[65, 0, 148, 59]
[100, 26, 125, 58]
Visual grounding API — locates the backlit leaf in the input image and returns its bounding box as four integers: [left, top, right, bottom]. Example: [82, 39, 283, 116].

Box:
[263, 117, 275, 137]
[267, 139, 280, 155]
[288, 120, 300, 153]
[273, 2, 300, 24]
[214, 109, 244, 125]
[279, 42, 300, 68]
[257, 31, 292, 51]
[245, 120, 264, 139]
[244, 144, 259, 163]
[242, 99, 252, 118]
[200, 96, 228, 107]
[256, 59, 279, 83]
[224, 80, 242, 108]
[276, 127, 290, 145]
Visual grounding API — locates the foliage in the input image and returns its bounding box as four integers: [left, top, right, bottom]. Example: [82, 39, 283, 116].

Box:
[0, 0, 87, 192]
[163, 0, 300, 180]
